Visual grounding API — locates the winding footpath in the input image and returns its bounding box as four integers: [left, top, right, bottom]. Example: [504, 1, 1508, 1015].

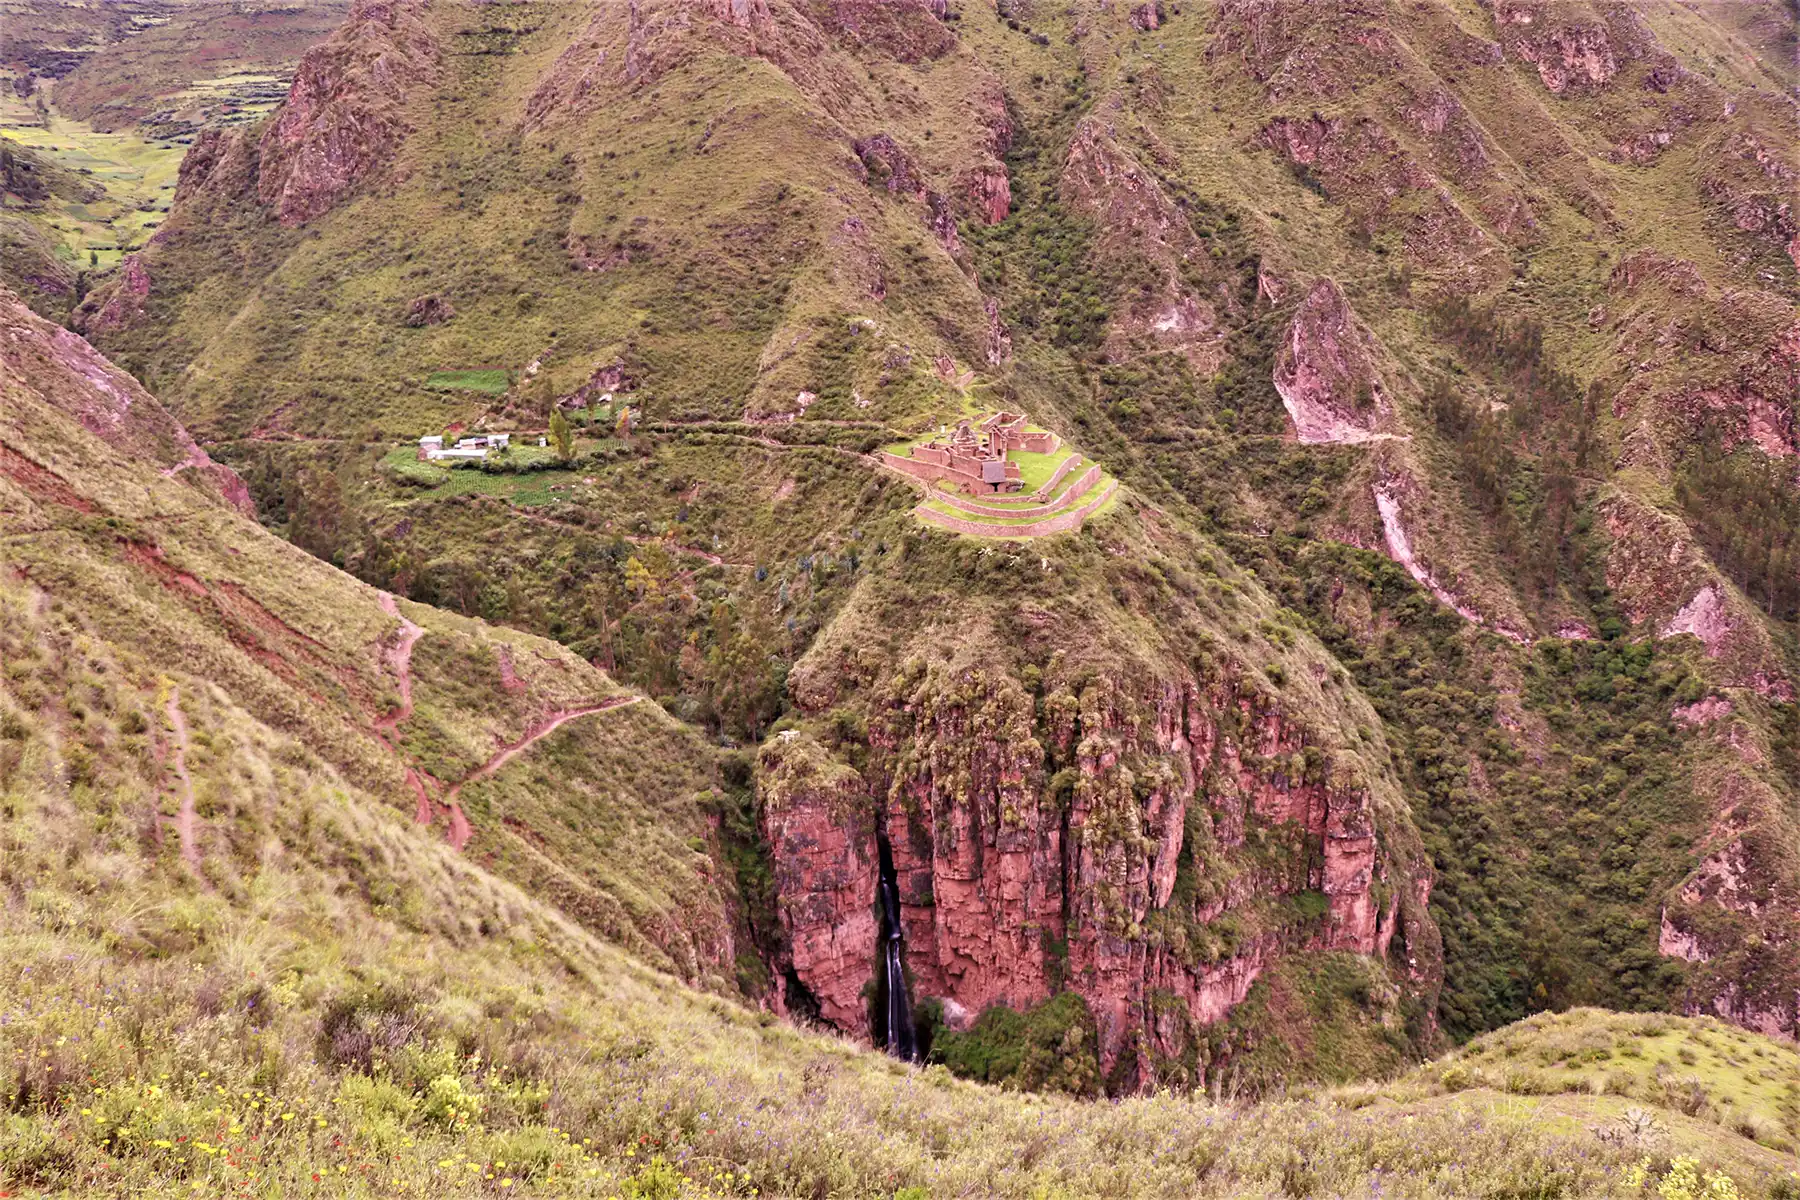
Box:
[374, 593, 436, 824]
[374, 591, 639, 853]
[438, 698, 641, 847]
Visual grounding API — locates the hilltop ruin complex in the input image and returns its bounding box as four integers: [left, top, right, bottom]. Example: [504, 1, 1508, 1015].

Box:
[882, 411, 1060, 494]
[881, 411, 1118, 537]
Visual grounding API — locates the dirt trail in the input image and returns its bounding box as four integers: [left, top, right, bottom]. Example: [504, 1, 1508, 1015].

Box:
[164, 689, 202, 873]
[369, 592, 639, 855]
[374, 592, 425, 734]
[444, 697, 640, 806]
[448, 804, 474, 852]
[436, 698, 639, 849]
[373, 593, 438, 827]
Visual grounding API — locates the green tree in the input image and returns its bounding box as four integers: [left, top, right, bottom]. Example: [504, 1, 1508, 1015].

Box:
[549, 408, 573, 461]
[705, 602, 782, 739]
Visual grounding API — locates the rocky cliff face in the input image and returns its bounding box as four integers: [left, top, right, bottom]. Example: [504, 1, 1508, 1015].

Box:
[761, 624, 1440, 1089]
[255, 0, 439, 226]
[758, 731, 880, 1030]
[1272, 279, 1400, 446]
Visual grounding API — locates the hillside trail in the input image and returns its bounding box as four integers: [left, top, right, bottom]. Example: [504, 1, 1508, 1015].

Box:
[164, 688, 203, 876]
[621, 534, 749, 568]
[370, 592, 640, 852]
[374, 592, 436, 824]
[439, 697, 640, 850]
[375, 592, 424, 730]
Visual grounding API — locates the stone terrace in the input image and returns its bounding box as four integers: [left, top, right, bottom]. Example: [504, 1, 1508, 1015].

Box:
[880, 414, 1119, 538]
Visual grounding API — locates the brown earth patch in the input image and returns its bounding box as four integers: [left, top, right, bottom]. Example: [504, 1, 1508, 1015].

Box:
[0, 443, 97, 513]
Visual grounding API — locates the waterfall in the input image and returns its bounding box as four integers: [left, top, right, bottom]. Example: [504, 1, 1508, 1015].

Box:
[875, 832, 917, 1062]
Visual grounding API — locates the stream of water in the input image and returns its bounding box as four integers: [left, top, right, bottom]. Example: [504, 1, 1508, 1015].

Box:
[876, 833, 917, 1061]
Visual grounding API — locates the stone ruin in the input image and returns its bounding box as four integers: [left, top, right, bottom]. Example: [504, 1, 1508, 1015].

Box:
[885, 411, 1060, 495]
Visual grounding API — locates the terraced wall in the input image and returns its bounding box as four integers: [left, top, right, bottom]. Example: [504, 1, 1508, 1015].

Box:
[917, 480, 1120, 538]
[932, 464, 1104, 519]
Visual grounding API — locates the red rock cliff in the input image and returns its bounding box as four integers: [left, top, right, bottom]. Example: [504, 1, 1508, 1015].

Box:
[257, 0, 440, 227]
[761, 653, 1440, 1089]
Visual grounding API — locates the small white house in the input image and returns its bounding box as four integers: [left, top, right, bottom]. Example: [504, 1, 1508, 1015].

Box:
[419, 432, 491, 462]
[432, 446, 489, 462]
[490, 432, 510, 449]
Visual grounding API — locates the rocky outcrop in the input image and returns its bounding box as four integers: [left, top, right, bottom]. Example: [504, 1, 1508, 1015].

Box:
[964, 167, 1011, 225]
[1601, 491, 1790, 696]
[765, 650, 1440, 1090]
[855, 133, 967, 262]
[1491, 0, 1622, 95]
[1272, 279, 1403, 446]
[758, 730, 879, 1032]
[1260, 115, 1504, 274]
[1673, 695, 1733, 728]
[1700, 132, 1800, 274]
[74, 256, 152, 336]
[2, 286, 254, 518]
[256, 0, 441, 227]
[1604, 251, 1800, 461]
[983, 296, 1012, 366]
[172, 126, 259, 209]
[404, 293, 454, 327]
[812, 0, 956, 62]
[1659, 807, 1800, 1039]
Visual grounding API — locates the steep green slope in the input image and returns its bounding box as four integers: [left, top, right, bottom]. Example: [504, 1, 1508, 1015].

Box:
[4, 287, 1800, 1200]
[0, 285, 744, 988]
[0, 139, 98, 318]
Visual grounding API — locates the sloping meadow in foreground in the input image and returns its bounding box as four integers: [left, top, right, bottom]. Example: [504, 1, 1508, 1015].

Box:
[4, 691, 1799, 1200]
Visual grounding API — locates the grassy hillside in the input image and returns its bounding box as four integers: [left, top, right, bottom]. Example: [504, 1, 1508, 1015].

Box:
[47, 2, 347, 136]
[0, 284, 744, 989]
[1422, 1008, 1800, 1155]
[1, 1, 345, 133]
[1, 285, 1799, 1199]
